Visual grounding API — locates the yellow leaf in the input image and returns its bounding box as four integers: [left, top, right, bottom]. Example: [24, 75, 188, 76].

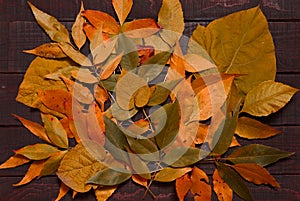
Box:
[94, 186, 117, 201]
[154, 167, 192, 182]
[134, 85, 151, 108]
[0, 154, 30, 169]
[188, 24, 206, 55]
[101, 53, 123, 80]
[190, 167, 211, 200]
[175, 173, 192, 201]
[15, 144, 59, 160]
[23, 43, 67, 59]
[54, 182, 70, 201]
[27, 2, 70, 43]
[213, 169, 233, 201]
[59, 42, 92, 66]
[13, 160, 46, 186]
[122, 18, 160, 38]
[230, 136, 240, 147]
[184, 54, 216, 73]
[112, 0, 133, 25]
[233, 163, 280, 188]
[72, 2, 86, 49]
[40, 151, 67, 177]
[71, 68, 99, 84]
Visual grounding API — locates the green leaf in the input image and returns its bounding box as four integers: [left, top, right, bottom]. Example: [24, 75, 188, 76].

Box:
[197, 7, 276, 94]
[28, 2, 70, 43]
[162, 147, 207, 167]
[127, 153, 151, 175]
[227, 144, 294, 166]
[241, 80, 298, 117]
[41, 114, 69, 149]
[217, 163, 253, 201]
[15, 144, 59, 160]
[57, 144, 107, 193]
[154, 167, 192, 182]
[152, 101, 180, 149]
[126, 136, 159, 161]
[118, 35, 139, 71]
[88, 168, 131, 186]
[100, 74, 120, 91]
[40, 151, 67, 177]
[235, 117, 280, 139]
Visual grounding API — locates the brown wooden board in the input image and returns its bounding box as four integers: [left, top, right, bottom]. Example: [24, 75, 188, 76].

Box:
[0, 22, 8, 71]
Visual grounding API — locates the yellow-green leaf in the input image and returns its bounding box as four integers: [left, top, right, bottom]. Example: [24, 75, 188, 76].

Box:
[155, 167, 192, 182]
[15, 144, 59, 160]
[232, 163, 280, 187]
[72, 2, 86, 49]
[134, 85, 151, 108]
[23, 43, 67, 59]
[28, 2, 70, 43]
[118, 35, 139, 71]
[0, 154, 30, 169]
[213, 169, 233, 201]
[59, 42, 92, 66]
[241, 80, 298, 116]
[112, 0, 133, 25]
[236, 117, 280, 139]
[40, 151, 67, 177]
[88, 168, 131, 186]
[94, 186, 117, 201]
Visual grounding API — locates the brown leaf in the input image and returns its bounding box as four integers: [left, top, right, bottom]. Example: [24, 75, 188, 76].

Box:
[137, 45, 155, 64]
[190, 167, 211, 200]
[23, 43, 67, 59]
[122, 18, 160, 38]
[132, 174, 148, 188]
[213, 169, 233, 201]
[13, 160, 46, 186]
[100, 53, 123, 80]
[94, 186, 117, 201]
[94, 85, 109, 111]
[0, 154, 30, 169]
[175, 173, 192, 201]
[72, 2, 86, 49]
[59, 42, 92, 66]
[54, 182, 70, 201]
[112, 0, 133, 25]
[12, 114, 51, 143]
[233, 163, 280, 188]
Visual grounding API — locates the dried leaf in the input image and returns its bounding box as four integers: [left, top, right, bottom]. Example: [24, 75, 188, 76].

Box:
[41, 114, 69, 149]
[94, 186, 117, 201]
[23, 43, 67, 59]
[175, 174, 192, 201]
[190, 167, 211, 200]
[94, 85, 109, 111]
[15, 144, 59, 160]
[118, 35, 139, 71]
[184, 54, 216, 73]
[122, 18, 160, 38]
[90, 24, 104, 60]
[88, 168, 131, 186]
[134, 85, 151, 107]
[0, 154, 30, 169]
[230, 136, 240, 147]
[83, 22, 97, 40]
[27, 2, 70, 43]
[112, 0, 133, 25]
[54, 182, 70, 201]
[40, 151, 67, 177]
[57, 143, 106, 193]
[194, 123, 208, 145]
[233, 163, 280, 187]
[72, 2, 86, 49]
[71, 68, 99, 84]
[44, 66, 78, 81]
[126, 136, 159, 161]
[59, 42, 92, 66]
[93, 37, 118, 65]
[101, 53, 123, 80]
[107, 102, 138, 121]
[132, 174, 148, 188]
[241, 80, 298, 116]
[126, 119, 150, 136]
[168, 41, 185, 79]
[154, 167, 192, 182]
[236, 117, 280, 139]
[213, 169, 233, 201]
[227, 144, 294, 166]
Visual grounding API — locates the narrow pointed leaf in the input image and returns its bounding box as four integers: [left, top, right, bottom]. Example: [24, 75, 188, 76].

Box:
[44, 66, 78, 81]
[101, 53, 123, 80]
[71, 68, 98, 84]
[94, 186, 117, 201]
[0, 154, 30, 169]
[54, 182, 70, 201]
[112, 0, 133, 25]
[154, 167, 192, 182]
[213, 169, 233, 201]
[23, 43, 67, 59]
[59, 42, 92, 66]
[15, 144, 59, 160]
[40, 151, 67, 177]
[72, 2, 86, 49]
[88, 168, 131, 186]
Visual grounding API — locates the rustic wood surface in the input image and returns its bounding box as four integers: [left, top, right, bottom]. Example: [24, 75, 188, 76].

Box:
[0, 0, 299, 200]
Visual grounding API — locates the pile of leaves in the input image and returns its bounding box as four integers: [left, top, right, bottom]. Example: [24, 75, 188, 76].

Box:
[1, 0, 298, 200]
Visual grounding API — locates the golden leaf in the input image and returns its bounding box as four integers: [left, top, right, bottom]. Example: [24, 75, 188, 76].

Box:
[94, 85, 109, 111]
[112, 0, 133, 25]
[94, 186, 117, 201]
[15, 144, 59, 160]
[190, 167, 211, 200]
[0, 154, 30, 169]
[72, 2, 86, 49]
[23, 43, 67, 59]
[154, 167, 192, 182]
[184, 54, 216, 73]
[71, 68, 99, 84]
[101, 53, 123, 80]
[59, 42, 92, 66]
[54, 182, 70, 201]
[122, 18, 160, 38]
[213, 169, 233, 201]
[132, 174, 148, 188]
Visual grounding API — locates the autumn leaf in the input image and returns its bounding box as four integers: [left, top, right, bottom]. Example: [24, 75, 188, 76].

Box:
[184, 54, 216, 73]
[94, 85, 109, 111]
[92, 37, 118, 65]
[118, 35, 139, 71]
[235, 117, 280, 139]
[213, 169, 233, 201]
[232, 163, 280, 187]
[27, 2, 70, 43]
[83, 22, 97, 40]
[94, 186, 117, 201]
[154, 167, 192, 182]
[112, 0, 133, 25]
[54, 182, 70, 201]
[126, 136, 159, 161]
[72, 2, 86, 49]
[122, 18, 160, 38]
[40, 151, 67, 177]
[15, 144, 59, 161]
[134, 85, 151, 108]
[176, 174, 192, 201]
[101, 53, 123, 80]
[168, 41, 185, 79]
[189, 167, 211, 200]
[44, 66, 78, 81]
[88, 168, 131, 186]
[241, 80, 298, 116]
[23, 43, 67, 59]
[0, 154, 30, 169]
[132, 174, 148, 188]
[59, 42, 93, 66]
[71, 68, 98, 84]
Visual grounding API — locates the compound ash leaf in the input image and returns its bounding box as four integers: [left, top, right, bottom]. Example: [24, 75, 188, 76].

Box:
[94, 186, 117, 201]
[232, 163, 280, 188]
[176, 174, 192, 201]
[101, 53, 123, 80]
[54, 182, 70, 201]
[27, 2, 70, 43]
[122, 18, 160, 38]
[15, 144, 59, 160]
[57, 143, 107, 193]
[40, 151, 67, 177]
[241, 80, 298, 117]
[112, 0, 133, 25]
[235, 117, 280, 139]
[82, 10, 120, 35]
[190, 167, 211, 200]
[213, 169, 233, 201]
[227, 144, 294, 166]
[217, 163, 253, 201]
[72, 2, 86, 49]
[59, 42, 93, 66]
[41, 114, 69, 149]
[154, 167, 192, 182]
[0, 154, 30, 169]
[12, 114, 51, 143]
[13, 160, 46, 186]
[23, 43, 67, 59]
[88, 168, 131, 186]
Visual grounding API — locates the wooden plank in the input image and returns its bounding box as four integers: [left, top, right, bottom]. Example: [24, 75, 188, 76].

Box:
[5, 21, 300, 73]
[0, 22, 8, 72]
[4, 0, 300, 22]
[0, 175, 299, 201]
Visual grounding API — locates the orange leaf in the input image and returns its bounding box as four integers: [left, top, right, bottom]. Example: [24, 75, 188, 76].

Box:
[72, 2, 86, 49]
[213, 169, 233, 201]
[83, 22, 97, 40]
[132, 174, 148, 188]
[230, 136, 240, 147]
[54, 182, 70, 201]
[12, 114, 51, 143]
[137, 45, 154, 64]
[0, 154, 30, 169]
[122, 18, 160, 38]
[23, 43, 67, 59]
[194, 123, 209, 145]
[112, 0, 133, 25]
[60, 117, 74, 139]
[233, 163, 280, 188]
[100, 53, 123, 80]
[168, 41, 185, 79]
[175, 173, 192, 201]
[13, 160, 46, 186]
[94, 85, 109, 112]
[82, 10, 120, 34]
[190, 167, 211, 200]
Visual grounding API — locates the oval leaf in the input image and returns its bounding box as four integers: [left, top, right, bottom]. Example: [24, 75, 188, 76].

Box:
[88, 168, 131, 186]
[213, 169, 233, 201]
[72, 2, 86, 49]
[154, 167, 192, 182]
[112, 0, 133, 25]
[15, 144, 59, 160]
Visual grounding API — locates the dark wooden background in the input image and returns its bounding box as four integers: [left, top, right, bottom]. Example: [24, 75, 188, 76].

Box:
[0, 0, 299, 200]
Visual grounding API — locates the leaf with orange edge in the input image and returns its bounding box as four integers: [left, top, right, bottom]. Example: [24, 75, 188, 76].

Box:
[101, 53, 123, 80]
[175, 173, 192, 201]
[194, 123, 209, 145]
[60, 117, 75, 138]
[83, 22, 97, 40]
[168, 41, 185, 80]
[190, 167, 211, 200]
[23, 43, 67, 59]
[155, 167, 192, 182]
[112, 0, 133, 25]
[54, 182, 70, 201]
[72, 2, 86, 49]
[0, 154, 30, 169]
[132, 174, 148, 188]
[59, 42, 92, 66]
[213, 169, 233, 201]
[122, 18, 160, 38]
